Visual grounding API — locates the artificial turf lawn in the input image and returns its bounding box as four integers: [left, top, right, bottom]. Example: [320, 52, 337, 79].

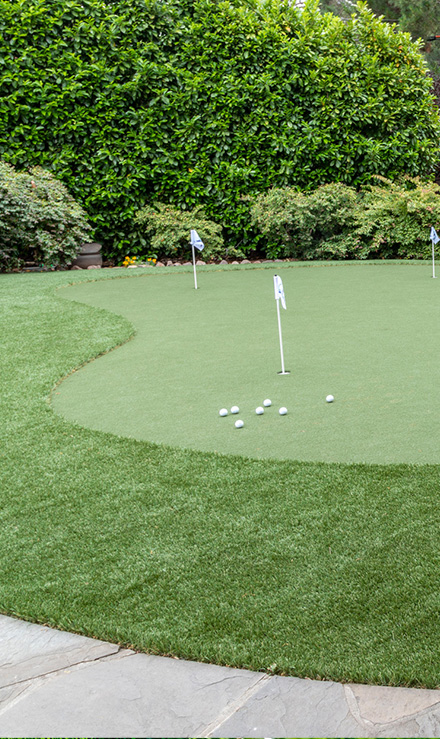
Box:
[54, 262, 440, 464]
[2, 262, 440, 688]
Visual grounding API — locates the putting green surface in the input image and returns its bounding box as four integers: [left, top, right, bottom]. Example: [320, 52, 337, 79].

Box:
[54, 262, 440, 464]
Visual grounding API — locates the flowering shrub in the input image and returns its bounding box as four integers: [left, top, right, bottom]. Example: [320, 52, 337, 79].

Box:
[121, 255, 157, 267]
[0, 161, 92, 271]
[122, 255, 137, 267]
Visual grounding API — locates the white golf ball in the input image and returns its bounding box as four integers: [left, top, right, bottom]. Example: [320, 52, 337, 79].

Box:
[263, 399, 272, 407]
[326, 395, 334, 403]
[256, 406, 264, 415]
[235, 419, 244, 428]
[219, 408, 228, 417]
[231, 405, 239, 414]
[279, 407, 288, 415]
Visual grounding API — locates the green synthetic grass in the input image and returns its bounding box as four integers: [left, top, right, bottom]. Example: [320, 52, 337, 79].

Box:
[2, 263, 440, 688]
[54, 263, 440, 464]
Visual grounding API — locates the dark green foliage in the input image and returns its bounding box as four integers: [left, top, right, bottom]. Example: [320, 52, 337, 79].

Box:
[319, 0, 440, 76]
[0, 161, 92, 270]
[134, 203, 231, 261]
[0, 0, 438, 258]
[357, 0, 440, 75]
[249, 177, 440, 259]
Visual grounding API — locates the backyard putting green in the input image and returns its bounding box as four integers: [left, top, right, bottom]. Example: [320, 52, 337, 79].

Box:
[4, 263, 440, 689]
[54, 262, 440, 464]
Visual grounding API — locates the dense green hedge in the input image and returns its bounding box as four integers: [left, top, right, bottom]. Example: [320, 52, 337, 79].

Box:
[0, 0, 439, 259]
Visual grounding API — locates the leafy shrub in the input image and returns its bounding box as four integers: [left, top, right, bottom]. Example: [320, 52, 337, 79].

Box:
[0, 162, 92, 271]
[134, 203, 233, 261]
[249, 183, 358, 259]
[352, 177, 440, 259]
[0, 0, 438, 259]
[250, 177, 440, 260]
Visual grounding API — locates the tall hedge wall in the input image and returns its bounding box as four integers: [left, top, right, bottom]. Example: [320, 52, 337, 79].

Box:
[0, 0, 439, 257]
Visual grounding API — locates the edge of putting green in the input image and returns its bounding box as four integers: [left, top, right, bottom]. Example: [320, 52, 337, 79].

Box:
[52, 259, 439, 465]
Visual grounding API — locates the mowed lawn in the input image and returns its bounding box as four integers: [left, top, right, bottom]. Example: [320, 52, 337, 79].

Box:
[2, 262, 440, 689]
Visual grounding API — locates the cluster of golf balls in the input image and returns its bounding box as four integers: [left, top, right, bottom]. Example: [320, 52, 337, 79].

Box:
[219, 399, 287, 429]
[219, 394, 334, 428]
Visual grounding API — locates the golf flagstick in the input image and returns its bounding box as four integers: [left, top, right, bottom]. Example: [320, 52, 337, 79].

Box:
[190, 229, 205, 289]
[431, 226, 440, 279]
[191, 241, 198, 289]
[274, 274, 289, 375]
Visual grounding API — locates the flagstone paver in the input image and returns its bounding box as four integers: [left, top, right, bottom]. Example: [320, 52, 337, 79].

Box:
[1, 614, 440, 738]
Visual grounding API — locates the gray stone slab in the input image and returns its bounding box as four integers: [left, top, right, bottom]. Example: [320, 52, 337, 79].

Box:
[374, 715, 440, 738]
[0, 683, 30, 713]
[214, 676, 440, 739]
[213, 674, 368, 738]
[343, 683, 440, 738]
[3, 616, 440, 738]
[401, 709, 440, 738]
[348, 682, 440, 725]
[0, 651, 264, 738]
[0, 615, 119, 688]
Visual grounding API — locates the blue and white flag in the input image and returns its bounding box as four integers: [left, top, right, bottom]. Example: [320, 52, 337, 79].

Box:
[431, 226, 440, 245]
[190, 229, 204, 251]
[274, 274, 286, 310]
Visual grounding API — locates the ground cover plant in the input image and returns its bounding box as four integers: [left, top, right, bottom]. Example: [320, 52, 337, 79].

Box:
[3, 264, 440, 689]
[0, 0, 439, 258]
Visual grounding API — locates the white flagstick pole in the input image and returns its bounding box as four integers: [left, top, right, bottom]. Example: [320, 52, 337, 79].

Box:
[432, 238, 437, 279]
[276, 296, 286, 374]
[192, 241, 198, 289]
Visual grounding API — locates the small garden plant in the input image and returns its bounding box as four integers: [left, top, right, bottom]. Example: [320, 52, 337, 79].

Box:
[0, 161, 91, 270]
[134, 202, 240, 262]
